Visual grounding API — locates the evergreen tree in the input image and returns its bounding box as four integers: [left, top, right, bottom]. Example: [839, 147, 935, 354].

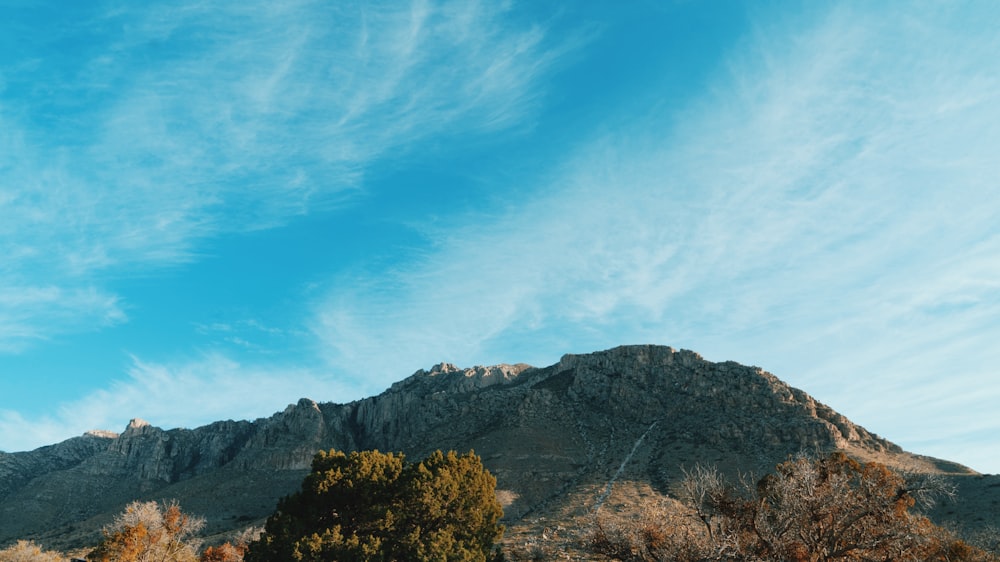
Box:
[247, 449, 503, 562]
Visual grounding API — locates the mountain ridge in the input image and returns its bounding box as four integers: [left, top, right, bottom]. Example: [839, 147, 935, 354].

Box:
[1, 344, 995, 553]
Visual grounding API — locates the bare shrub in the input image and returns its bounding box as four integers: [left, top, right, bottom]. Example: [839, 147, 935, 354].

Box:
[89, 500, 205, 562]
[587, 453, 999, 561]
[0, 540, 64, 562]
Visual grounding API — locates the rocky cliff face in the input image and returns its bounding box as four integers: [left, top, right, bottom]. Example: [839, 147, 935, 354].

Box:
[0, 345, 991, 550]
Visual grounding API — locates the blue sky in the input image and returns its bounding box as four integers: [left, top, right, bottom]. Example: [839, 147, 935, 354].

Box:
[2, 2, 998, 474]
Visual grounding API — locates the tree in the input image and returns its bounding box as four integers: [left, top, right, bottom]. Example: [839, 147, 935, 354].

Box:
[396, 450, 506, 560]
[590, 452, 997, 561]
[744, 453, 937, 560]
[246, 449, 504, 562]
[89, 500, 204, 562]
[671, 453, 991, 562]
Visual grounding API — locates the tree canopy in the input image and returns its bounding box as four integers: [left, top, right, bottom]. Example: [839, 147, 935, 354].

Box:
[246, 449, 504, 562]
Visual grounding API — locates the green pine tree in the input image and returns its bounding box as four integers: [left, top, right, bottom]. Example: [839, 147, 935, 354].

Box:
[246, 449, 503, 562]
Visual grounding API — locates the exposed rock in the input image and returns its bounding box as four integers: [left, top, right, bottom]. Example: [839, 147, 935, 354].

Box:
[0, 345, 992, 552]
[84, 430, 119, 439]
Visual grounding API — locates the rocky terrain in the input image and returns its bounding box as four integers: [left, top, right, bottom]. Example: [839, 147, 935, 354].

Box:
[1, 345, 997, 555]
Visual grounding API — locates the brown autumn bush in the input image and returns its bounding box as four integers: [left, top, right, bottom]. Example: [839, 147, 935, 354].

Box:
[0, 540, 65, 562]
[590, 453, 999, 562]
[89, 500, 204, 562]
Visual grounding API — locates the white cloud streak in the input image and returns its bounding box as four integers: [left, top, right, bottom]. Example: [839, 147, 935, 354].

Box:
[315, 5, 1000, 472]
[0, 0, 563, 350]
[0, 353, 362, 452]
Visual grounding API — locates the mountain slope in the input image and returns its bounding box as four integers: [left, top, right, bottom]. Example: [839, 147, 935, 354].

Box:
[0, 345, 994, 552]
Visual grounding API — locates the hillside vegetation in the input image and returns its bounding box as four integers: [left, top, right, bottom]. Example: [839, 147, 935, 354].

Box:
[3, 450, 997, 561]
[1, 346, 997, 558]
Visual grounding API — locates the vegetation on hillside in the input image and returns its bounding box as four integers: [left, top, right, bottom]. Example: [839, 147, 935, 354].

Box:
[82, 499, 254, 562]
[0, 448, 502, 562]
[590, 452, 998, 561]
[246, 449, 504, 562]
[5, 449, 998, 561]
[88, 500, 205, 562]
[0, 540, 65, 562]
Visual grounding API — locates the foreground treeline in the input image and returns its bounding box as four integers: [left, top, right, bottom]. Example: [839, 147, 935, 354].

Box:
[0, 449, 503, 562]
[3, 450, 997, 561]
[591, 452, 999, 562]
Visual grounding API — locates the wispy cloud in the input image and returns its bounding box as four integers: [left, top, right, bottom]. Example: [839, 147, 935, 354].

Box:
[314, 4, 1000, 471]
[0, 285, 125, 353]
[0, 0, 565, 351]
[0, 353, 361, 452]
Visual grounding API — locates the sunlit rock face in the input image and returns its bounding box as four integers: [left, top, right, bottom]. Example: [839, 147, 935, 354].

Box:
[0, 345, 985, 551]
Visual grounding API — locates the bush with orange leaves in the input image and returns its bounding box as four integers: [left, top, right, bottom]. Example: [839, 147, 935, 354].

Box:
[89, 500, 204, 562]
[199, 542, 245, 562]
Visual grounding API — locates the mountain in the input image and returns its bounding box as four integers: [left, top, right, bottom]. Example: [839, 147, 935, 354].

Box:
[1, 345, 997, 554]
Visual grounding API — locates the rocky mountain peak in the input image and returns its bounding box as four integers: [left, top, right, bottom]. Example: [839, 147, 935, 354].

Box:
[387, 361, 533, 395]
[428, 362, 460, 374]
[284, 398, 321, 413]
[540, 344, 901, 461]
[0, 344, 990, 552]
